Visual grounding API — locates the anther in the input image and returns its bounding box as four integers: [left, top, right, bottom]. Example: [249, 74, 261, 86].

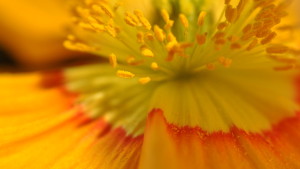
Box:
[151, 62, 159, 70]
[116, 70, 135, 78]
[141, 46, 155, 57]
[154, 25, 166, 42]
[217, 22, 228, 30]
[196, 34, 206, 45]
[260, 32, 276, 45]
[139, 77, 151, 84]
[109, 53, 118, 68]
[161, 9, 170, 22]
[125, 12, 139, 26]
[266, 45, 289, 54]
[134, 10, 152, 30]
[246, 39, 258, 51]
[179, 14, 189, 29]
[137, 32, 145, 44]
[99, 3, 114, 18]
[197, 11, 207, 26]
[225, 5, 238, 23]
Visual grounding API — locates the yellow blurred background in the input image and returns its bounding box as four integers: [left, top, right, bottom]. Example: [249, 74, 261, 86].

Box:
[0, 0, 155, 71]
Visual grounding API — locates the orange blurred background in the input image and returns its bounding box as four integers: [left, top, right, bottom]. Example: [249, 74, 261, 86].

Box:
[0, 0, 89, 70]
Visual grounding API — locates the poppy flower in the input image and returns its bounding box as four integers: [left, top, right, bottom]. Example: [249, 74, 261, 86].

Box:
[1, 0, 300, 168]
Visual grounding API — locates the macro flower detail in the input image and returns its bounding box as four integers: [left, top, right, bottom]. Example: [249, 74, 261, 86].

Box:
[1, 0, 300, 168]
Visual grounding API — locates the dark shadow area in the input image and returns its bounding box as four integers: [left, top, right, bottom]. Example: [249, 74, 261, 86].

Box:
[0, 45, 15, 66]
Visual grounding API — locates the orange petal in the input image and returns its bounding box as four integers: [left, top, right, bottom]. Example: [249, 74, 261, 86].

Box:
[139, 109, 300, 169]
[0, 73, 143, 169]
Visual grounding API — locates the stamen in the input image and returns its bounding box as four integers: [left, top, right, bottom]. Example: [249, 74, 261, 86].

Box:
[261, 32, 277, 45]
[217, 22, 228, 30]
[225, 5, 238, 23]
[139, 77, 151, 84]
[196, 34, 206, 45]
[109, 53, 118, 68]
[179, 14, 189, 29]
[151, 62, 159, 70]
[141, 46, 155, 57]
[98, 3, 114, 18]
[161, 9, 170, 23]
[134, 10, 152, 30]
[137, 32, 145, 44]
[197, 11, 207, 26]
[116, 70, 135, 78]
[218, 56, 232, 67]
[266, 45, 289, 54]
[125, 12, 139, 27]
[246, 39, 258, 51]
[164, 20, 174, 30]
[154, 25, 166, 42]
[206, 63, 215, 70]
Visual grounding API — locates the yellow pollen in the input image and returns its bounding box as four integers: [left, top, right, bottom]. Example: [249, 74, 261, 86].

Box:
[125, 12, 139, 26]
[134, 10, 152, 30]
[116, 70, 135, 78]
[109, 53, 118, 68]
[151, 62, 159, 70]
[179, 14, 189, 29]
[161, 9, 170, 22]
[98, 3, 114, 18]
[63, 41, 95, 52]
[164, 20, 174, 30]
[154, 25, 166, 42]
[141, 46, 155, 57]
[167, 33, 177, 43]
[139, 77, 151, 84]
[104, 20, 118, 37]
[197, 11, 207, 26]
[166, 41, 178, 51]
[126, 56, 136, 64]
[79, 22, 97, 31]
[145, 33, 155, 41]
[137, 32, 145, 44]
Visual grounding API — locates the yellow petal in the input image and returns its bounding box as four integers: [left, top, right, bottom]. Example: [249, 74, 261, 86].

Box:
[0, 73, 143, 169]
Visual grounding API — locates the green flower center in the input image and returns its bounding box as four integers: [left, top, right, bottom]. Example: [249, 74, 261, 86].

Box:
[64, 0, 300, 135]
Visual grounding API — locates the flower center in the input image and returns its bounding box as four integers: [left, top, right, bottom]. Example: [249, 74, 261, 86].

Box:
[64, 0, 300, 135]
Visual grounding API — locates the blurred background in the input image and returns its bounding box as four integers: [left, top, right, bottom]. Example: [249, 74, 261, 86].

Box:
[0, 0, 96, 71]
[0, 0, 156, 72]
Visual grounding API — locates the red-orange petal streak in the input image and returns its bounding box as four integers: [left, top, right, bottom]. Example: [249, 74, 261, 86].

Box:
[139, 109, 300, 169]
